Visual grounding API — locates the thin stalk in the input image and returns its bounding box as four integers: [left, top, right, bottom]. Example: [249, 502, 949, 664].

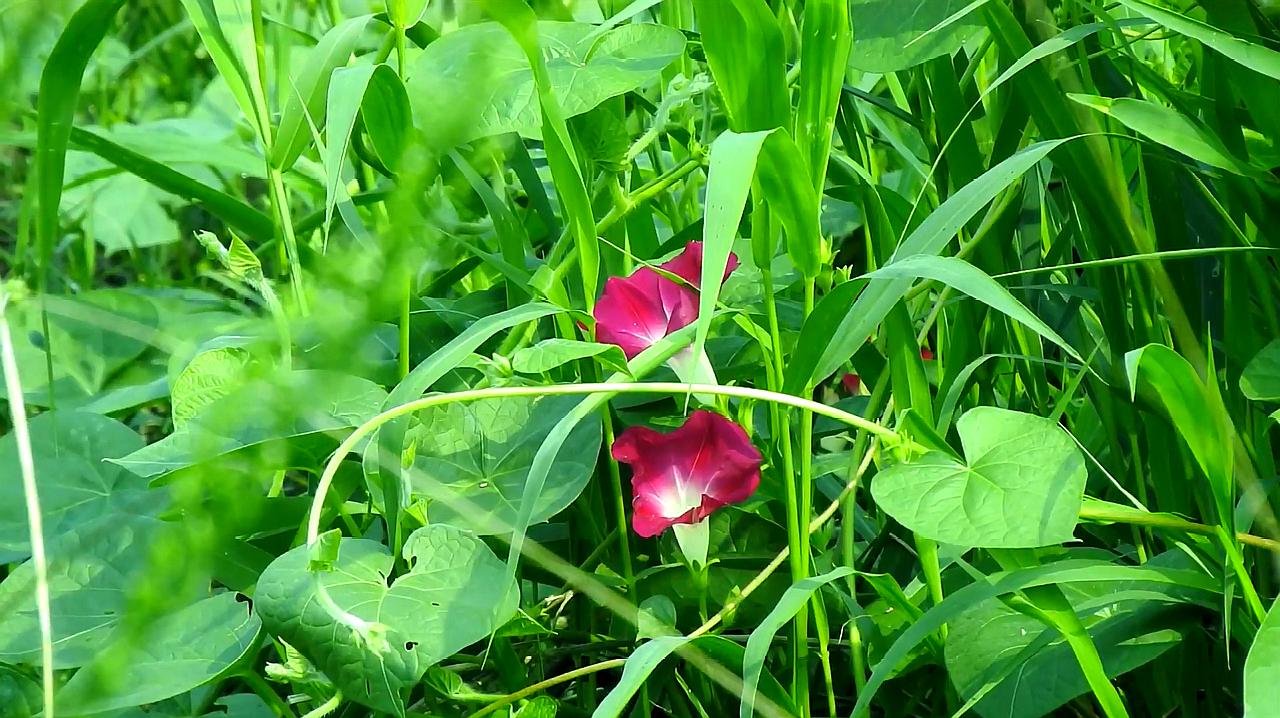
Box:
[238, 671, 297, 718]
[602, 412, 636, 600]
[796, 277, 819, 716]
[1218, 526, 1268, 623]
[265, 168, 308, 313]
[307, 381, 906, 543]
[248, 0, 306, 312]
[298, 691, 342, 718]
[0, 291, 54, 718]
[761, 264, 809, 711]
[1077, 502, 1280, 552]
[463, 659, 627, 718]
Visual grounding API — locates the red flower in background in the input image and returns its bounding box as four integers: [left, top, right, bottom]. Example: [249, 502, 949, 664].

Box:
[841, 373, 862, 395]
[593, 242, 740, 359]
[841, 348, 934, 396]
[611, 410, 762, 537]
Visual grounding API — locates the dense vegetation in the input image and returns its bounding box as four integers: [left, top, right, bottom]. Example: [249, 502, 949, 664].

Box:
[4, 0, 1280, 717]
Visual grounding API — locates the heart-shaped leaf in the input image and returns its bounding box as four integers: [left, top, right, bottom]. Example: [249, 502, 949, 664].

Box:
[56, 592, 262, 714]
[848, 0, 982, 73]
[406, 394, 601, 534]
[871, 407, 1086, 548]
[255, 525, 519, 715]
[0, 411, 160, 559]
[1242, 339, 1280, 402]
[0, 289, 158, 408]
[112, 370, 386, 478]
[406, 21, 684, 147]
[0, 514, 166, 667]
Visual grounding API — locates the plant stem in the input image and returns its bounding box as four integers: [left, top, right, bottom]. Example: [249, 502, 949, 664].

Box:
[265, 167, 308, 314]
[238, 671, 297, 718]
[761, 266, 808, 711]
[463, 659, 626, 718]
[602, 412, 636, 600]
[0, 290, 55, 718]
[307, 380, 907, 543]
[298, 691, 342, 718]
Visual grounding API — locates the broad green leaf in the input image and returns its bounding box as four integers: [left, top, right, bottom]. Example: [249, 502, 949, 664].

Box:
[365, 302, 565, 547]
[255, 525, 519, 715]
[0, 666, 39, 717]
[947, 582, 1187, 718]
[1125, 344, 1235, 527]
[849, 0, 983, 72]
[34, 0, 127, 288]
[691, 0, 788, 131]
[170, 347, 253, 428]
[866, 255, 1082, 361]
[792, 138, 1073, 393]
[1068, 93, 1254, 175]
[594, 636, 692, 718]
[741, 567, 853, 718]
[511, 339, 627, 375]
[112, 370, 386, 478]
[0, 411, 157, 558]
[361, 65, 412, 173]
[406, 21, 684, 147]
[406, 394, 601, 535]
[1242, 339, 1280, 401]
[512, 697, 558, 718]
[67, 125, 274, 241]
[1114, 0, 1280, 81]
[56, 593, 262, 714]
[504, 324, 696, 574]
[0, 514, 167, 668]
[850, 560, 1219, 717]
[61, 154, 180, 252]
[871, 407, 1087, 547]
[271, 15, 374, 170]
[0, 289, 159, 408]
[1246, 597, 1280, 717]
[482, 1, 600, 307]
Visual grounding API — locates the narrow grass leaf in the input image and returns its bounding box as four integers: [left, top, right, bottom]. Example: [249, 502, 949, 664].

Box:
[34, 0, 128, 287]
[867, 255, 1081, 361]
[594, 636, 692, 718]
[1115, 0, 1280, 81]
[1069, 93, 1255, 175]
[272, 15, 373, 170]
[483, 0, 599, 302]
[741, 567, 853, 718]
[850, 560, 1219, 717]
[792, 138, 1073, 392]
[68, 126, 273, 240]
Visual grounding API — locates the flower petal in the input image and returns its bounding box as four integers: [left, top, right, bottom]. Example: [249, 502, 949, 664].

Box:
[594, 271, 696, 358]
[660, 241, 741, 289]
[612, 410, 762, 537]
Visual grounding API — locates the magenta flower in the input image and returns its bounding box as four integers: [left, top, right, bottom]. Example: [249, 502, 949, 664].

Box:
[611, 410, 762, 537]
[593, 242, 740, 358]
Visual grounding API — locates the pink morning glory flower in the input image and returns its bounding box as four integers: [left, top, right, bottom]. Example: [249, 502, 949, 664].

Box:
[611, 410, 762, 538]
[593, 242, 740, 359]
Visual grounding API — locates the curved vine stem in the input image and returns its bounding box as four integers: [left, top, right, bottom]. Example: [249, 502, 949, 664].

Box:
[305, 381, 907, 544]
